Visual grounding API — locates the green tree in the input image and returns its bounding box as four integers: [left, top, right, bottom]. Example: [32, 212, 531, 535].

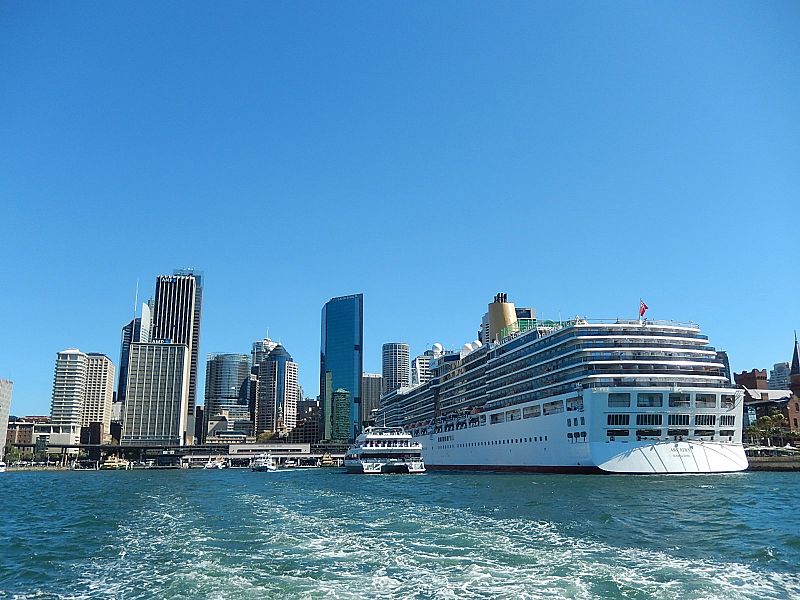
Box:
[256, 431, 274, 443]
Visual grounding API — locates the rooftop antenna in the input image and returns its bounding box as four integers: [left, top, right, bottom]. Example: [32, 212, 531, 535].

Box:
[133, 278, 139, 319]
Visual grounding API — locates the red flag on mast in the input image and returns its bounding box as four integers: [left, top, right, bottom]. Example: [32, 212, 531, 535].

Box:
[639, 300, 649, 317]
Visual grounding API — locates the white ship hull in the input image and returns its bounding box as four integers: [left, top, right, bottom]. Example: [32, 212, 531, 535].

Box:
[344, 458, 426, 474]
[412, 387, 748, 474]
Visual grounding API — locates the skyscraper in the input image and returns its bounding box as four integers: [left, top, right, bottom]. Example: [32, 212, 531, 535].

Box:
[256, 344, 299, 435]
[382, 343, 410, 393]
[117, 302, 151, 406]
[150, 269, 203, 439]
[320, 293, 363, 442]
[411, 351, 435, 386]
[204, 353, 251, 418]
[0, 379, 12, 460]
[50, 349, 88, 444]
[252, 338, 279, 370]
[121, 341, 190, 446]
[769, 362, 791, 390]
[361, 373, 382, 425]
[83, 353, 115, 438]
[330, 388, 352, 442]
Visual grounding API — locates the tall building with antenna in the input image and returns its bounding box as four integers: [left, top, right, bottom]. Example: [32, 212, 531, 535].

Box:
[255, 344, 299, 435]
[117, 301, 151, 406]
[150, 269, 203, 442]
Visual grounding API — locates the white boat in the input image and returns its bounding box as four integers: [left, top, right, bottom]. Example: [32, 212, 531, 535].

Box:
[250, 453, 277, 472]
[0, 461, 6, 473]
[379, 293, 749, 474]
[344, 426, 426, 474]
[203, 456, 226, 469]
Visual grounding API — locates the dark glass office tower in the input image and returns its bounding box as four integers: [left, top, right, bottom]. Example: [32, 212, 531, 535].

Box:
[204, 353, 251, 419]
[117, 302, 151, 406]
[320, 294, 363, 442]
[256, 345, 298, 434]
[151, 269, 203, 441]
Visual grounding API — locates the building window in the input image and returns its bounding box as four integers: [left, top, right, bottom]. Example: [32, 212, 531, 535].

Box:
[637, 393, 663, 408]
[523, 405, 541, 419]
[668, 414, 690, 426]
[608, 393, 630, 407]
[693, 429, 715, 437]
[695, 394, 717, 408]
[543, 400, 564, 415]
[719, 415, 735, 427]
[636, 429, 661, 438]
[636, 414, 662, 426]
[695, 414, 716, 426]
[669, 393, 691, 407]
[607, 414, 630, 426]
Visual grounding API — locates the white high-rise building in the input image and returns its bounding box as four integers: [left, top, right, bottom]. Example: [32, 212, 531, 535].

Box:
[121, 342, 190, 446]
[382, 343, 410, 393]
[83, 354, 115, 438]
[411, 353, 433, 386]
[0, 379, 12, 460]
[50, 349, 88, 444]
[256, 345, 298, 434]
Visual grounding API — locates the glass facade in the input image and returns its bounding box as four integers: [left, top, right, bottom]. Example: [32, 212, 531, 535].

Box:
[320, 294, 363, 442]
[256, 345, 299, 433]
[204, 353, 251, 421]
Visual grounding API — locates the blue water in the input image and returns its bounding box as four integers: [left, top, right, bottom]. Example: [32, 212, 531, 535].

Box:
[0, 469, 798, 599]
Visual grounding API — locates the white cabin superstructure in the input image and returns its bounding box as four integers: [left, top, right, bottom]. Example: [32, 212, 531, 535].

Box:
[378, 295, 747, 474]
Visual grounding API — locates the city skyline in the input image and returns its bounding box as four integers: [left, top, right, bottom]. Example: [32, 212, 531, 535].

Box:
[4, 277, 800, 417]
[2, 3, 799, 416]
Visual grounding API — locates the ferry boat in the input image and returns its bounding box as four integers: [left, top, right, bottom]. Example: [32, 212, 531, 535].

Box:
[344, 427, 426, 474]
[250, 453, 277, 472]
[378, 294, 748, 474]
[203, 456, 226, 469]
[100, 455, 130, 470]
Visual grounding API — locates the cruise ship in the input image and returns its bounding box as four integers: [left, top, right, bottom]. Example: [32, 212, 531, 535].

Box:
[378, 294, 747, 474]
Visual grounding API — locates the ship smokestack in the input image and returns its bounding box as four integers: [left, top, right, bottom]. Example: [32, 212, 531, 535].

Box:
[488, 292, 518, 342]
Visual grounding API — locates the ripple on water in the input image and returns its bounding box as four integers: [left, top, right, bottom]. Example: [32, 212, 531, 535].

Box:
[0, 470, 798, 600]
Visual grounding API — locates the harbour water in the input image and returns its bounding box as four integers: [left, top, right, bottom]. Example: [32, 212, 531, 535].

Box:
[1, 469, 798, 599]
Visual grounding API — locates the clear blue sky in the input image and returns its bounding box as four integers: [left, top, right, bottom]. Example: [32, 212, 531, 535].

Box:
[1, 2, 798, 416]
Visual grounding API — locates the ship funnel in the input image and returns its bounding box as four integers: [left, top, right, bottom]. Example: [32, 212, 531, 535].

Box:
[488, 292, 518, 342]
